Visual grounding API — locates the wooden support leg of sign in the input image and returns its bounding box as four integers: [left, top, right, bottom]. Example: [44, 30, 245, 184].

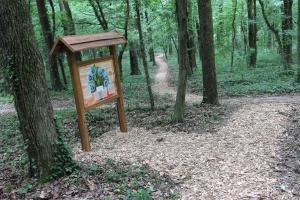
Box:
[110, 46, 128, 132]
[67, 51, 91, 151]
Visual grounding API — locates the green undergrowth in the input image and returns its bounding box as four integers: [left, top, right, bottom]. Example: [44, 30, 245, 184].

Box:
[167, 49, 300, 96]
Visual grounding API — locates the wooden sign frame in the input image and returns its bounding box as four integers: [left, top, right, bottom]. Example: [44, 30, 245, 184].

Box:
[51, 32, 128, 151]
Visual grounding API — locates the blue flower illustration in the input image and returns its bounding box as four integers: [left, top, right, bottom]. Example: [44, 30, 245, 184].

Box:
[91, 65, 96, 74]
[103, 71, 109, 78]
[89, 83, 96, 93]
[98, 68, 103, 76]
[103, 80, 109, 88]
[88, 74, 93, 81]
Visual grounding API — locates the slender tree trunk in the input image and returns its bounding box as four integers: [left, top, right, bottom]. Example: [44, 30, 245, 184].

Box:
[198, 0, 219, 105]
[36, 0, 63, 91]
[59, 0, 81, 62]
[135, 0, 155, 110]
[297, 0, 300, 81]
[58, 57, 68, 85]
[89, 0, 108, 31]
[187, 0, 197, 72]
[0, 0, 73, 178]
[282, 0, 293, 66]
[258, 0, 288, 69]
[247, 0, 257, 67]
[117, 0, 130, 79]
[216, 0, 225, 46]
[267, 30, 273, 49]
[241, 20, 248, 57]
[196, 21, 202, 61]
[169, 42, 173, 55]
[129, 42, 141, 75]
[174, 0, 188, 122]
[145, 10, 155, 64]
[230, 0, 238, 71]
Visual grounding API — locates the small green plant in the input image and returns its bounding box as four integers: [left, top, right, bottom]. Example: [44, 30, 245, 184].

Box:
[50, 117, 78, 180]
[125, 188, 152, 200]
[16, 182, 33, 195]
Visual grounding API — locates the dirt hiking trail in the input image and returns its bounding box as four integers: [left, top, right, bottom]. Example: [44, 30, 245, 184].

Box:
[73, 54, 300, 199]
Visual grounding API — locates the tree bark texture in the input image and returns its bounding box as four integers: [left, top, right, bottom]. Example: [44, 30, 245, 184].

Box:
[36, 0, 63, 91]
[129, 42, 141, 75]
[174, 0, 188, 122]
[198, 0, 219, 105]
[0, 0, 60, 178]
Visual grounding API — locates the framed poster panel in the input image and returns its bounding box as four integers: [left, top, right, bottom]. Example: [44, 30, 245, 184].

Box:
[79, 58, 118, 109]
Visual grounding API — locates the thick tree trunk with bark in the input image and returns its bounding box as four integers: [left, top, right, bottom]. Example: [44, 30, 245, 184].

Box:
[198, 0, 219, 105]
[174, 0, 188, 122]
[0, 0, 71, 178]
[129, 42, 141, 75]
[36, 0, 63, 91]
[135, 0, 155, 110]
[282, 0, 293, 65]
[247, 0, 257, 67]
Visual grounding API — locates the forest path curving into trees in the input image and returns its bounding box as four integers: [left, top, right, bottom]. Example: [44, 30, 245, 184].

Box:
[73, 53, 300, 199]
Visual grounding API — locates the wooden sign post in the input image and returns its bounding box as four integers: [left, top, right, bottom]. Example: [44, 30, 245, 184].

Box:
[50, 32, 128, 151]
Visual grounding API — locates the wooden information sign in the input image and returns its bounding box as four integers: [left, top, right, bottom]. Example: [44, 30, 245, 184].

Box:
[50, 32, 128, 151]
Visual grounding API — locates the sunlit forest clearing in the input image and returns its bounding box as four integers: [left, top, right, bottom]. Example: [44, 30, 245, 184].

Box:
[1, 0, 300, 199]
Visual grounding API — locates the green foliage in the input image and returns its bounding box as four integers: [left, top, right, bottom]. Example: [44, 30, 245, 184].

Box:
[125, 188, 152, 200]
[50, 116, 78, 180]
[16, 182, 33, 195]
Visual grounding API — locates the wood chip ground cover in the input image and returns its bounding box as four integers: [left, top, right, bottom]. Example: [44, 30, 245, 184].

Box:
[1, 54, 300, 199]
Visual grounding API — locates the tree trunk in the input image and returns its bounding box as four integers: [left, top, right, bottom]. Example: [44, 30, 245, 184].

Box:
[267, 30, 273, 49]
[0, 0, 74, 178]
[89, 0, 108, 31]
[297, 0, 300, 81]
[258, 0, 288, 69]
[117, 0, 130, 79]
[59, 0, 81, 61]
[247, 0, 257, 67]
[282, 0, 293, 66]
[174, 0, 188, 122]
[196, 21, 202, 61]
[198, 0, 219, 105]
[36, 0, 63, 91]
[145, 10, 155, 64]
[135, 0, 155, 110]
[187, 0, 197, 72]
[129, 42, 141, 75]
[216, 0, 225, 46]
[169, 42, 173, 55]
[230, 0, 238, 71]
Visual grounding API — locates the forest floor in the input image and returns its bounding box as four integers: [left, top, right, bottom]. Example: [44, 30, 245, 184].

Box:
[72, 54, 300, 199]
[1, 54, 300, 199]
